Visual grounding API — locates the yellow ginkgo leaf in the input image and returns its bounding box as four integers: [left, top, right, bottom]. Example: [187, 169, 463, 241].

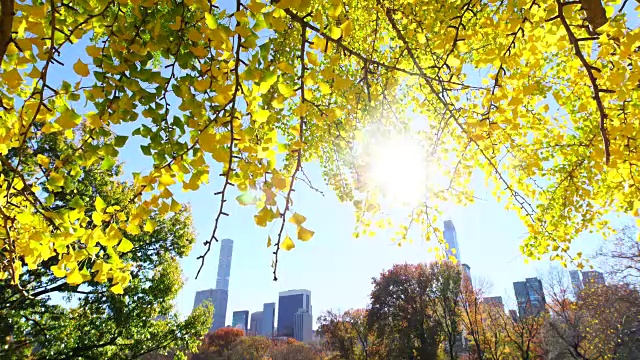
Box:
[36, 154, 50, 167]
[159, 173, 175, 186]
[55, 108, 81, 129]
[267, 236, 272, 248]
[74, 59, 90, 77]
[66, 269, 84, 285]
[51, 265, 66, 278]
[110, 283, 124, 294]
[278, 83, 295, 97]
[272, 174, 287, 190]
[281, 235, 295, 251]
[48, 173, 64, 187]
[340, 19, 353, 37]
[144, 219, 156, 233]
[297, 226, 315, 241]
[117, 238, 134, 252]
[289, 212, 306, 225]
[3, 68, 23, 89]
[170, 199, 182, 212]
[254, 109, 270, 123]
[95, 196, 106, 212]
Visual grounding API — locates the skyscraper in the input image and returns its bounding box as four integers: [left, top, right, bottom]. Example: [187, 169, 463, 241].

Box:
[277, 289, 311, 338]
[569, 270, 583, 297]
[249, 311, 263, 336]
[581, 270, 605, 287]
[232, 310, 249, 331]
[216, 238, 234, 291]
[443, 220, 460, 263]
[193, 289, 228, 331]
[482, 296, 504, 310]
[192, 238, 234, 331]
[260, 302, 276, 337]
[513, 277, 547, 318]
[294, 308, 313, 342]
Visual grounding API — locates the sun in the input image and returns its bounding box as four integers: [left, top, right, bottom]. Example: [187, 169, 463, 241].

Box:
[367, 134, 428, 205]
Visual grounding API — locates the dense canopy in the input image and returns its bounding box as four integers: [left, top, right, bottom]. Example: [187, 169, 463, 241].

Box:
[1, 0, 639, 289]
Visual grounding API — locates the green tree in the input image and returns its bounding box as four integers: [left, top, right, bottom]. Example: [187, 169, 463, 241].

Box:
[368, 263, 445, 359]
[0, 129, 212, 359]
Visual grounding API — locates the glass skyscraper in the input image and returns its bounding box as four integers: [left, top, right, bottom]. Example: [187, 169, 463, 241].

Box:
[443, 220, 460, 263]
[249, 311, 263, 336]
[513, 277, 547, 318]
[260, 302, 276, 337]
[232, 310, 249, 331]
[193, 289, 228, 331]
[277, 289, 311, 338]
[569, 270, 583, 297]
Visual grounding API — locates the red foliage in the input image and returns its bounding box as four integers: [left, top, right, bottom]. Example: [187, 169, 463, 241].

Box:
[203, 327, 245, 353]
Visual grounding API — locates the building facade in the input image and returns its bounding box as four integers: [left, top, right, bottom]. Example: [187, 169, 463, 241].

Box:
[216, 238, 234, 291]
[482, 296, 504, 310]
[277, 289, 311, 338]
[581, 270, 605, 287]
[513, 277, 547, 318]
[443, 220, 460, 263]
[294, 308, 313, 342]
[249, 311, 263, 336]
[569, 270, 584, 297]
[193, 289, 228, 331]
[260, 302, 276, 337]
[232, 310, 249, 331]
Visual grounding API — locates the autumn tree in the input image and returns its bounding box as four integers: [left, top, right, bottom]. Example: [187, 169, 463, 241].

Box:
[431, 261, 463, 360]
[223, 336, 271, 360]
[268, 339, 324, 360]
[318, 308, 383, 360]
[539, 268, 591, 359]
[489, 307, 545, 360]
[596, 225, 640, 285]
[0, 130, 211, 359]
[4, 0, 640, 292]
[195, 327, 246, 359]
[577, 283, 640, 358]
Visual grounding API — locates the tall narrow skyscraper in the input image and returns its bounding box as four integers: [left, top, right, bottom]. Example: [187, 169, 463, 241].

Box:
[216, 238, 234, 291]
[443, 220, 460, 263]
[192, 238, 234, 331]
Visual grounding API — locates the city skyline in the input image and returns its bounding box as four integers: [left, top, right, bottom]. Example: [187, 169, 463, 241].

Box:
[189, 217, 606, 334]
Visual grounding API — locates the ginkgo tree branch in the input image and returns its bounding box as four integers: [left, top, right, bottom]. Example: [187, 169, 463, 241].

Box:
[0, 0, 14, 61]
[195, 0, 243, 279]
[554, 0, 611, 165]
[272, 24, 308, 281]
[382, 3, 538, 226]
[283, 9, 478, 90]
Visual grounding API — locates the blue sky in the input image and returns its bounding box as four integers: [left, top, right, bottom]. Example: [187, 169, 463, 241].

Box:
[42, 1, 632, 329]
